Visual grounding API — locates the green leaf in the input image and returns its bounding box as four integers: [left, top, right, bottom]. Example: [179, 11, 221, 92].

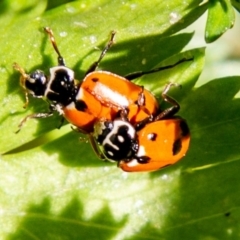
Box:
[231, 0, 240, 13]
[205, 0, 235, 43]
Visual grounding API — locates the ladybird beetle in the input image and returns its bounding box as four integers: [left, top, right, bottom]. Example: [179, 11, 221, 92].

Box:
[90, 83, 190, 172]
[14, 27, 192, 134]
[13, 27, 78, 132]
[119, 118, 190, 172]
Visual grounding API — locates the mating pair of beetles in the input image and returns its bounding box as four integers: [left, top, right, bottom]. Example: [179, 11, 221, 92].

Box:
[14, 27, 191, 172]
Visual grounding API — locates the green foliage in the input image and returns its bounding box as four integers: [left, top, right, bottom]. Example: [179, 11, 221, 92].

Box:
[205, 0, 235, 42]
[0, 0, 240, 239]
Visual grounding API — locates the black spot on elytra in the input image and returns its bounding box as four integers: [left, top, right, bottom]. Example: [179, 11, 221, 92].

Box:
[137, 156, 150, 164]
[148, 133, 157, 141]
[172, 138, 182, 155]
[75, 100, 87, 111]
[91, 77, 99, 82]
[180, 120, 190, 137]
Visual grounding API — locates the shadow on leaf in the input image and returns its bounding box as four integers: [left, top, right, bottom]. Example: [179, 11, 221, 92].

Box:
[7, 196, 127, 240]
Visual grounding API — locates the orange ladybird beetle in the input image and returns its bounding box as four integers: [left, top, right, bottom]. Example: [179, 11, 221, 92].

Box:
[14, 27, 192, 134]
[90, 83, 190, 172]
